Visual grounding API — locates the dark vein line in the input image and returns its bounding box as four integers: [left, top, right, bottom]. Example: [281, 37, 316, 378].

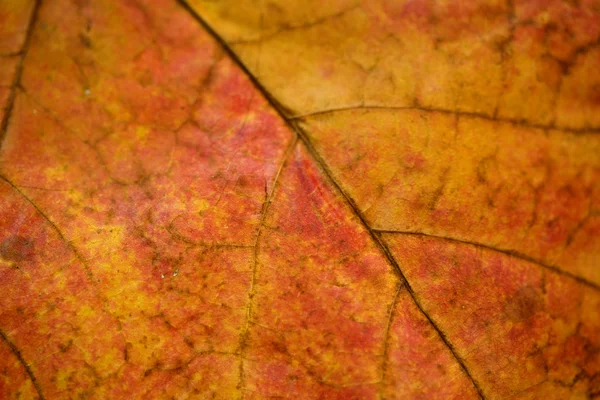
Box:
[374, 229, 600, 291]
[0, 175, 97, 284]
[0, 0, 41, 149]
[297, 137, 486, 399]
[237, 137, 298, 392]
[177, 0, 297, 117]
[291, 105, 600, 135]
[0, 51, 26, 58]
[229, 3, 361, 46]
[378, 284, 403, 400]
[178, 2, 485, 398]
[0, 177, 133, 387]
[0, 329, 45, 400]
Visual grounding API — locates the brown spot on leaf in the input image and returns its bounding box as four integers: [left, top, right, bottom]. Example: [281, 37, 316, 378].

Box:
[1, 235, 34, 262]
[504, 286, 543, 323]
[271, 339, 287, 355]
[78, 33, 92, 48]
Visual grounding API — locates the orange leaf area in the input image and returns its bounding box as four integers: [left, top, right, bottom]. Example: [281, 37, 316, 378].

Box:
[0, 0, 36, 128]
[0, 0, 599, 399]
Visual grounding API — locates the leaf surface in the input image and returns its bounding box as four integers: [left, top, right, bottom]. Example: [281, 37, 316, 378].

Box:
[0, 0, 599, 399]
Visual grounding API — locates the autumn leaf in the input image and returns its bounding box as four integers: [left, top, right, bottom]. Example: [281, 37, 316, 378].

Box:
[0, 0, 598, 399]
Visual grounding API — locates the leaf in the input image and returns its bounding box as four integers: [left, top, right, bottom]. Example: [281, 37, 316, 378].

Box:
[0, 0, 598, 399]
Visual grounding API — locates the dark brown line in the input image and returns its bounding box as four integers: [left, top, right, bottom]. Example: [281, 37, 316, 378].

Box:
[374, 229, 600, 291]
[229, 3, 361, 46]
[0, 329, 45, 399]
[178, 2, 486, 398]
[379, 284, 403, 399]
[291, 105, 600, 135]
[0, 174, 96, 283]
[298, 134, 487, 398]
[370, 231, 486, 399]
[177, 0, 297, 117]
[0, 0, 41, 149]
[237, 136, 298, 391]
